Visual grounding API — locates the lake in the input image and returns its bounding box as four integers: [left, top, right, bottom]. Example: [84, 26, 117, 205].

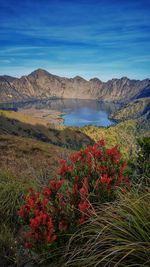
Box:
[59, 101, 116, 127]
[0, 99, 120, 127]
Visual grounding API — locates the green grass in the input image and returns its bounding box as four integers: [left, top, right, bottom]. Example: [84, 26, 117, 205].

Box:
[0, 223, 18, 266]
[79, 120, 138, 158]
[0, 170, 39, 266]
[0, 170, 38, 225]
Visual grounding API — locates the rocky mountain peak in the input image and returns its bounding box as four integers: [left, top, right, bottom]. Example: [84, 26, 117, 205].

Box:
[89, 78, 102, 83]
[28, 69, 52, 78]
[0, 75, 17, 83]
[121, 76, 129, 81]
[0, 69, 149, 103]
[72, 76, 87, 82]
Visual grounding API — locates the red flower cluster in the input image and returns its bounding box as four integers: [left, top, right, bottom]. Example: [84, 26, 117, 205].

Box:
[17, 187, 57, 250]
[58, 139, 130, 205]
[18, 140, 131, 252]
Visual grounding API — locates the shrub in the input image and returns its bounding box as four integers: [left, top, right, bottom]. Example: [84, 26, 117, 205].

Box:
[18, 140, 130, 255]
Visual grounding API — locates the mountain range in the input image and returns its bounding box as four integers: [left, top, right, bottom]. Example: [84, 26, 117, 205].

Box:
[0, 69, 150, 103]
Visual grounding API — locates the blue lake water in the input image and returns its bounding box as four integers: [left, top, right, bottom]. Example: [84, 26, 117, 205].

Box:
[61, 106, 115, 127]
[1, 98, 119, 127]
[55, 99, 118, 127]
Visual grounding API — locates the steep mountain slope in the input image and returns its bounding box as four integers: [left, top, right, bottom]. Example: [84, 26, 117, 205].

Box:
[0, 76, 22, 102]
[0, 69, 150, 103]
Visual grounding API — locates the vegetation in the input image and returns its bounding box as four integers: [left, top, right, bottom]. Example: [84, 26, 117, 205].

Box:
[0, 109, 50, 126]
[110, 97, 150, 121]
[65, 191, 150, 267]
[0, 170, 38, 266]
[0, 108, 149, 266]
[0, 111, 92, 150]
[0, 134, 72, 183]
[79, 120, 138, 158]
[17, 140, 130, 263]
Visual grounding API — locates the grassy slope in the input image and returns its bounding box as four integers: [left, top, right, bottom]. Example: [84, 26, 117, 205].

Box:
[0, 110, 93, 150]
[110, 97, 150, 121]
[0, 134, 72, 185]
[57, 120, 138, 158]
[0, 109, 49, 126]
[0, 109, 148, 161]
[0, 108, 149, 179]
[0, 109, 149, 266]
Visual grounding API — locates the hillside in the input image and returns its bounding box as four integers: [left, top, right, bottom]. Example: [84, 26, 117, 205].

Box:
[0, 109, 149, 267]
[0, 109, 146, 159]
[110, 97, 150, 121]
[0, 134, 72, 184]
[0, 110, 92, 149]
[0, 69, 150, 103]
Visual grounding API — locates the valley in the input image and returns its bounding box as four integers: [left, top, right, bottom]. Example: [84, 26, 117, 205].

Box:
[0, 69, 149, 267]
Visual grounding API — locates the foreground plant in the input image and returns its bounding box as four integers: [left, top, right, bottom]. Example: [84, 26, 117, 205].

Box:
[65, 191, 150, 267]
[18, 140, 130, 255]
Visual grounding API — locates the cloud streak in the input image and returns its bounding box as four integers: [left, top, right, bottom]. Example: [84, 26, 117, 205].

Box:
[0, 0, 150, 80]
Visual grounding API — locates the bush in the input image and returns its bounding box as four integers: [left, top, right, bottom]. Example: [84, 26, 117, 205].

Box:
[18, 140, 130, 255]
[65, 191, 150, 267]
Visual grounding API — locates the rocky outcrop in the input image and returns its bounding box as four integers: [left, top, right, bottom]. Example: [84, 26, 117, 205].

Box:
[0, 69, 150, 103]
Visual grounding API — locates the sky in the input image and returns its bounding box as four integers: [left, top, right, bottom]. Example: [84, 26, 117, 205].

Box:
[0, 0, 150, 81]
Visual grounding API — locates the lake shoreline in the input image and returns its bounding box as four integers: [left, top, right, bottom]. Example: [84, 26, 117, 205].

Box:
[0, 98, 119, 127]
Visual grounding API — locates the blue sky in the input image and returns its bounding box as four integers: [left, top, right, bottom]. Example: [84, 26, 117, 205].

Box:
[0, 0, 150, 81]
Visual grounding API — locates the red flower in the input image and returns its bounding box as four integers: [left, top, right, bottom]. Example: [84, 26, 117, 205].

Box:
[97, 139, 105, 146]
[72, 184, 78, 194]
[52, 235, 57, 241]
[60, 159, 66, 165]
[59, 220, 68, 231]
[29, 218, 39, 230]
[17, 208, 24, 217]
[78, 201, 90, 212]
[34, 232, 39, 240]
[79, 178, 88, 198]
[24, 242, 32, 249]
[49, 180, 63, 191]
[42, 186, 51, 197]
[41, 198, 48, 208]
[100, 174, 112, 185]
[18, 139, 131, 253]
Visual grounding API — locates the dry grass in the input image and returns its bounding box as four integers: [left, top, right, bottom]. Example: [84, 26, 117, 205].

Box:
[0, 134, 71, 185]
[0, 109, 49, 126]
[65, 191, 150, 267]
[0, 111, 93, 150]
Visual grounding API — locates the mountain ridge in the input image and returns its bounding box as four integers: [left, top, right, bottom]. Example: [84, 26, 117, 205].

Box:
[0, 69, 150, 103]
